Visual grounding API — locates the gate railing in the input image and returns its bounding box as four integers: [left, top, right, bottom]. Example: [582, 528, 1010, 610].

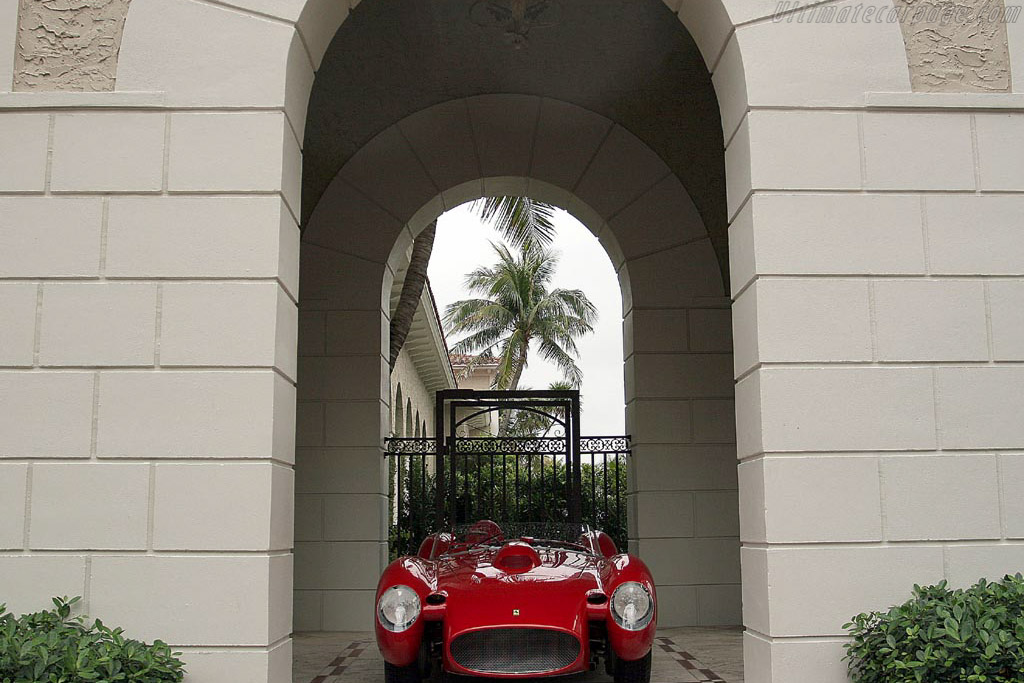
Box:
[386, 437, 436, 556]
[385, 435, 630, 558]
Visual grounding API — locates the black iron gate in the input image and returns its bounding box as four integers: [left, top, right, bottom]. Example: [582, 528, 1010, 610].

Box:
[385, 389, 630, 557]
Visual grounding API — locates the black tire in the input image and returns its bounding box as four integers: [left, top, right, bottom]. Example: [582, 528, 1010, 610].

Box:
[613, 649, 652, 683]
[385, 661, 422, 683]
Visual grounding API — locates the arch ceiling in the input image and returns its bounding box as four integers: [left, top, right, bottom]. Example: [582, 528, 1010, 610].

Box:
[302, 0, 727, 277]
[301, 93, 726, 322]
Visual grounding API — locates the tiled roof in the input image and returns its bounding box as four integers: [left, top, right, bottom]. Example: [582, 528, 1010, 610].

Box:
[449, 353, 499, 366]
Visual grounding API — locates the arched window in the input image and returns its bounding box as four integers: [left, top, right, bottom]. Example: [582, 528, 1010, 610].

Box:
[405, 398, 413, 438]
[422, 420, 427, 438]
[394, 384, 404, 437]
[414, 411, 421, 438]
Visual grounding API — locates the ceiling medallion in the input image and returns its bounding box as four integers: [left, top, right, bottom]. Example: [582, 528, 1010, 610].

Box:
[470, 0, 562, 48]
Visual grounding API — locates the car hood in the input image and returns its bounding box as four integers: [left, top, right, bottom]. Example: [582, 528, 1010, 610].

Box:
[435, 545, 605, 635]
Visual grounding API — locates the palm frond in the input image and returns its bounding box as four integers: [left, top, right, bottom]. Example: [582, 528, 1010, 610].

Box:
[447, 327, 508, 356]
[472, 196, 557, 248]
[537, 338, 583, 386]
[550, 288, 598, 327]
[443, 299, 513, 334]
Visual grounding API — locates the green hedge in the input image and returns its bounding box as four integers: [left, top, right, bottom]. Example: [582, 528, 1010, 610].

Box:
[388, 453, 628, 559]
[0, 597, 185, 683]
[845, 574, 1024, 683]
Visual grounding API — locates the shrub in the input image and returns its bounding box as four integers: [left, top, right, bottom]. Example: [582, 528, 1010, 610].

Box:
[0, 596, 185, 682]
[844, 574, 1024, 683]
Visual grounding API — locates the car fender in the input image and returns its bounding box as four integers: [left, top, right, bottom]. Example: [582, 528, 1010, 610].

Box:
[601, 553, 657, 662]
[375, 556, 438, 667]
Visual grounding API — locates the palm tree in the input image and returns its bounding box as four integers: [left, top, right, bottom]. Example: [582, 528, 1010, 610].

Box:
[388, 197, 556, 370]
[444, 242, 597, 433]
[504, 380, 580, 437]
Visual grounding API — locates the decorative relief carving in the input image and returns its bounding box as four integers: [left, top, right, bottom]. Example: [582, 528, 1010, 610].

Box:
[10, 0, 1014, 94]
[470, 0, 562, 47]
[14, 0, 133, 92]
[893, 0, 1013, 92]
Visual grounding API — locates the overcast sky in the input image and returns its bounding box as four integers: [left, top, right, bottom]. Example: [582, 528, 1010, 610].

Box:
[429, 203, 626, 435]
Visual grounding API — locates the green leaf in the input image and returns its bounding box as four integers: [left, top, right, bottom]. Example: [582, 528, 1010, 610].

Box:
[0, 598, 184, 682]
[845, 575, 1024, 683]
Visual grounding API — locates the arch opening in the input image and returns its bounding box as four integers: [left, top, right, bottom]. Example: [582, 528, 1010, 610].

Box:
[296, 83, 738, 639]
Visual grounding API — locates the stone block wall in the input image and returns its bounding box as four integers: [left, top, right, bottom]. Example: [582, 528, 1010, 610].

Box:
[293, 244, 391, 632]
[292, 260, 437, 632]
[3, 0, 1024, 681]
[625, 303, 741, 626]
[0, 102, 301, 680]
[729, 106, 1024, 682]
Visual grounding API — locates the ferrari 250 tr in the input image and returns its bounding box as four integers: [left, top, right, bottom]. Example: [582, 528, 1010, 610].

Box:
[375, 520, 657, 683]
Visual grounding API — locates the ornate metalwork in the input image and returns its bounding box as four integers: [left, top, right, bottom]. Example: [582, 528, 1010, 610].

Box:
[385, 438, 436, 455]
[454, 437, 565, 455]
[385, 390, 632, 555]
[385, 436, 630, 457]
[580, 436, 631, 455]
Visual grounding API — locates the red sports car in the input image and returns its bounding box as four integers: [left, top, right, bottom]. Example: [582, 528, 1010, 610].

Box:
[375, 520, 656, 683]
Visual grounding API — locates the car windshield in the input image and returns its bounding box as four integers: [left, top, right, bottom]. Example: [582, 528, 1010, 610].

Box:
[436, 520, 596, 557]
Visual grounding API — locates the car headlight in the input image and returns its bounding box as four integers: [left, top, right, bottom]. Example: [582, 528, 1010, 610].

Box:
[610, 582, 654, 631]
[377, 585, 421, 632]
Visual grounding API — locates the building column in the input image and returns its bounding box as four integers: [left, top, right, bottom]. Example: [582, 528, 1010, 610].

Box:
[625, 301, 740, 627]
[0, 102, 301, 681]
[294, 244, 391, 632]
[731, 104, 1024, 682]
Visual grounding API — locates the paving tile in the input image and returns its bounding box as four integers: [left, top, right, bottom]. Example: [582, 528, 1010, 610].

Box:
[292, 629, 742, 683]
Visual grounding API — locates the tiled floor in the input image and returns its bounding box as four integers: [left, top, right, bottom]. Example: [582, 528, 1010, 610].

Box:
[293, 627, 743, 683]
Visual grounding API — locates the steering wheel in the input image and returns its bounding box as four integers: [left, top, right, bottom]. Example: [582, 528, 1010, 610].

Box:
[464, 519, 504, 545]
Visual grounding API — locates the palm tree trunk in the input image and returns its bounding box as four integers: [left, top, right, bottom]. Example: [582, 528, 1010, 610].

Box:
[389, 221, 437, 370]
[506, 340, 528, 391]
[499, 339, 530, 434]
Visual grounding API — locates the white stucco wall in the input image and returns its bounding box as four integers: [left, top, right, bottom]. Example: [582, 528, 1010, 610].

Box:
[391, 349, 434, 438]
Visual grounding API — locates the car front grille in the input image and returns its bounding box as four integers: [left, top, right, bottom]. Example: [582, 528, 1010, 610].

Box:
[450, 627, 581, 674]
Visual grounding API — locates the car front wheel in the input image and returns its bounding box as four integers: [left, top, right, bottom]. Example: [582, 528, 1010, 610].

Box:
[613, 649, 652, 683]
[384, 661, 421, 683]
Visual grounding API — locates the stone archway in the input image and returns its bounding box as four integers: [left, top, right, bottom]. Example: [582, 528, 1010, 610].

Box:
[8, 1, 1018, 683]
[296, 92, 738, 633]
